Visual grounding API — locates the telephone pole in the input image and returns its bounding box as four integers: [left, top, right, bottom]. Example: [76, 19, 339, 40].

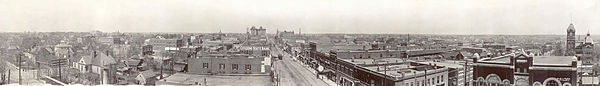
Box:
[17, 54, 21, 85]
[51, 58, 67, 82]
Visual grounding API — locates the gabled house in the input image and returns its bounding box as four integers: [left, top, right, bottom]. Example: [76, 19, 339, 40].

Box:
[135, 70, 157, 85]
[73, 51, 117, 84]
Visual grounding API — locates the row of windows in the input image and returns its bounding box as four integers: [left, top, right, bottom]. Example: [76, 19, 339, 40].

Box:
[352, 53, 403, 59]
[240, 51, 270, 56]
[203, 63, 252, 70]
[405, 75, 445, 86]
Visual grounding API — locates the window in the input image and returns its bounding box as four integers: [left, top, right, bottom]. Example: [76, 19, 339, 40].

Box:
[546, 80, 559, 86]
[245, 64, 251, 70]
[441, 76, 444, 82]
[219, 63, 225, 70]
[203, 63, 209, 68]
[232, 64, 238, 70]
[437, 76, 440, 83]
[380, 54, 383, 57]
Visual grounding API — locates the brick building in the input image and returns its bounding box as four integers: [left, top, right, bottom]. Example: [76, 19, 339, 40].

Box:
[188, 54, 271, 74]
[472, 53, 577, 86]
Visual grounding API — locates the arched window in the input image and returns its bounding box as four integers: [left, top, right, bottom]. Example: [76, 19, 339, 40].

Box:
[546, 80, 559, 86]
[533, 82, 543, 86]
[543, 78, 561, 86]
[478, 77, 486, 86]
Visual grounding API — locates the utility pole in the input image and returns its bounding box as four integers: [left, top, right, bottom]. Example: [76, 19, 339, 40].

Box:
[171, 51, 174, 74]
[160, 52, 163, 79]
[52, 58, 67, 82]
[18, 54, 21, 85]
[7, 70, 10, 84]
[58, 59, 61, 82]
[425, 68, 427, 86]
[464, 61, 467, 86]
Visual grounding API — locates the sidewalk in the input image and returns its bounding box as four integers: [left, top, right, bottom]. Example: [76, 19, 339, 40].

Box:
[276, 46, 338, 86]
[289, 55, 338, 86]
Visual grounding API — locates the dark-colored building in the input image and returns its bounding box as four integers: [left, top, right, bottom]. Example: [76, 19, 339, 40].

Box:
[472, 53, 577, 86]
[566, 23, 576, 56]
[188, 54, 271, 74]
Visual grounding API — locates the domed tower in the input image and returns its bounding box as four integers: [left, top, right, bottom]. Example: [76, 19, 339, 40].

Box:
[566, 23, 576, 56]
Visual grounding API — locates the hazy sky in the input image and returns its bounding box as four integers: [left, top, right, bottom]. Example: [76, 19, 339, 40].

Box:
[0, 0, 599, 35]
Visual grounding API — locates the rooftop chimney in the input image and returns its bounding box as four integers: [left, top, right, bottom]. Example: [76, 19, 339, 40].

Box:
[93, 51, 97, 58]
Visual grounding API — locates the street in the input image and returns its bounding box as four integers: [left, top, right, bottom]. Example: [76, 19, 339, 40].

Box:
[272, 46, 330, 86]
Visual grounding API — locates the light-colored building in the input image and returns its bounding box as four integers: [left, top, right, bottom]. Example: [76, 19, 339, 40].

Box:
[72, 51, 117, 84]
[54, 41, 73, 58]
[144, 38, 183, 53]
[249, 26, 267, 36]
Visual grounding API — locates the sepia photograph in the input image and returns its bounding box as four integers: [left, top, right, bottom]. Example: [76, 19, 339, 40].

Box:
[0, 0, 599, 86]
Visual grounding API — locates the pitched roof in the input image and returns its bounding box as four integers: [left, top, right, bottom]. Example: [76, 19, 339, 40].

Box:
[79, 51, 117, 66]
[80, 55, 93, 64]
[138, 70, 157, 79]
[92, 52, 117, 66]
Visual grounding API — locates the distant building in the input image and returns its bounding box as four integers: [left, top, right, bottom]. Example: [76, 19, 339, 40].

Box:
[472, 53, 578, 86]
[566, 23, 576, 56]
[335, 50, 406, 59]
[581, 31, 595, 65]
[249, 26, 267, 36]
[98, 37, 124, 45]
[277, 30, 295, 38]
[144, 38, 183, 53]
[54, 40, 73, 58]
[111, 44, 131, 58]
[239, 46, 271, 57]
[142, 45, 153, 55]
[482, 44, 506, 49]
[461, 47, 488, 56]
[188, 54, 271, 74]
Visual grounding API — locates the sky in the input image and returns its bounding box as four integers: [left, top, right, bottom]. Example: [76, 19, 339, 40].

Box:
[0, 0, 599, 35]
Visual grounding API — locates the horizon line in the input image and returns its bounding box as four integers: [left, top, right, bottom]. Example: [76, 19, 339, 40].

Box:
[0, 31, 584, 36]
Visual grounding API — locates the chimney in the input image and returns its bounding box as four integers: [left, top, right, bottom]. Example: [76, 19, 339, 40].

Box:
[93, 51, 97, 58]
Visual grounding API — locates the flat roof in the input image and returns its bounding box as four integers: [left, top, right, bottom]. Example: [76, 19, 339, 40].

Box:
[479, 54, 575, 66]
[341, 58, 406, 65]
[156, 73, 271, 86]
[340, 58, 448, 79]
[416, 60, 467, 68]
[532, 56, 575, 65]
